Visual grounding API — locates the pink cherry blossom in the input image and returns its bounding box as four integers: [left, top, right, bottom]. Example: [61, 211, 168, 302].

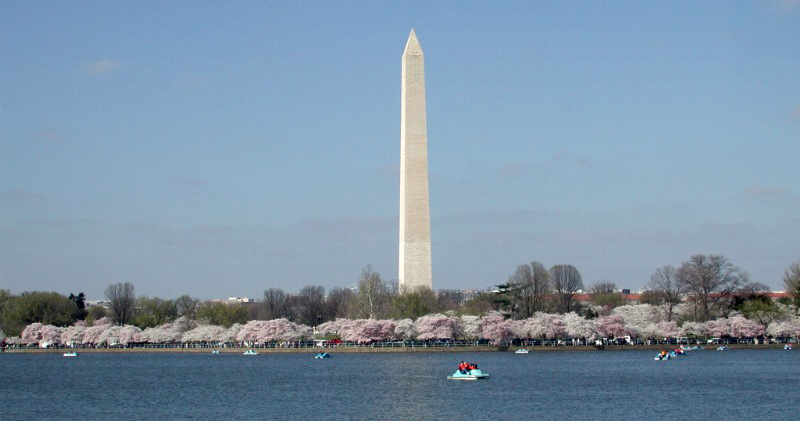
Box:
[678, 321, 707, 337]
[393, 318, 416, 340]
[729, 315, 764, 338]
[765, 317, 800, 337]
[655, 321, 678, 338]
[562, 312, 597, 340]
[459, 315, 482, 340]
[414, 314, 458, 341]
[480, 315, 513, 344]
[706, 318, 731, 337]
[236, 318, 308, 343]
[594, 315, 628, 338]
[20, 323, 46, 345]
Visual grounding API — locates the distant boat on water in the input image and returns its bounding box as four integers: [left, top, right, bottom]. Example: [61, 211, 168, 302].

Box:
[448, 369, 489, 380]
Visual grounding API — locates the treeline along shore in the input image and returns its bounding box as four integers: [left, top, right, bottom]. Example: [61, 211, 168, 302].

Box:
[3, 258, 799, 353]
[4, 343, 789, 354]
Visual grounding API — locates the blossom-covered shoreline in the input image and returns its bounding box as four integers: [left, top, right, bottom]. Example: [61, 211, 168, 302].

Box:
[3, 343, 788, 354]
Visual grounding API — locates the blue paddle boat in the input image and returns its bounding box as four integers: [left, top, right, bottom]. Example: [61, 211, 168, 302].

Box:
[315, 352, 331, 359]
[243, 349, 258, 355]
[784, 344, 792, 350]
[680, 345, 704, 351]
[654, 352, 671, 361]
[448, 368, 489, 380]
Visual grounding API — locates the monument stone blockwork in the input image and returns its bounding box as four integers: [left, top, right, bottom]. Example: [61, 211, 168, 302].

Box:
[399, 29, 433, 292]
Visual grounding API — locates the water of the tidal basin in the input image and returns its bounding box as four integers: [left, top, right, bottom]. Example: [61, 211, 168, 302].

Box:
[1, 349, 798, 420]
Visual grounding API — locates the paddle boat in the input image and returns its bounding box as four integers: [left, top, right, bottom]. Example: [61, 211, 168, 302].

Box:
[679, 345, 704, 351]
[654, 351, 671, 361]
[785, 344, 793, 350]
[314, 352, 331, 359]
[448, 368, 489, 380]
[716, 346, 728, 351]
[243, 349, 258, 355]
[211, 349, 220, 354]
[515, 348, 530, 354]
[63, 352, 78, 357]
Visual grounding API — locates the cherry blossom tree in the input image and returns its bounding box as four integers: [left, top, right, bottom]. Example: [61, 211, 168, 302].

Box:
[222, 324, 242, 343]
[182, 325, 227, 343]
[479, 315, 513, 345]
[235, 318, 309, 343]
[544, 314, 567, 339]
[336, 319, 370, 343]
[340, 319, 396, 343]
[655, 321, 678, 338]
[317, 318, 349, 338]
[678, 321, 707, 338]
[138, 317, 195, 343]
[414, 314, 458, 340]
[393, 318, 416, 340]
[729, 315, 764, 338]
[117, 325, 141, 345]
[82, 320, 113, 345]
[95, 325, 141, 346]
[510, 319, 530, 340]
[20, 323, 46, 345]
[21, 323, 64, 346]
[594, 315, 628, 338]
[563, 312, 597, 340]
[706, 318, 731, 337]
[765, 317, 800, 338]
[635, 323, 662, 339]
[459, 315, 482, 340]
[512, 312, 549, 339]
[612, 304, 661, 337]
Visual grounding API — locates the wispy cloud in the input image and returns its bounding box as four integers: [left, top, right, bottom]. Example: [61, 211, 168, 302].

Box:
[741, 185, 787, 198]
[85, 59, 121, 75]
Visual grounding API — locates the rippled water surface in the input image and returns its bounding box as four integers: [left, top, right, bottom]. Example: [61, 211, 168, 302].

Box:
[1, 349, 798, 420]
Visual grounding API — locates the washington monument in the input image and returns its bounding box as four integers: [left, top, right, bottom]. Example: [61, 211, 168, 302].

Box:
[399, 29, 432, 292]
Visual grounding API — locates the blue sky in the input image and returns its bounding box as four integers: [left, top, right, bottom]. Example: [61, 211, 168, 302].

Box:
[2, 1, 798, 300]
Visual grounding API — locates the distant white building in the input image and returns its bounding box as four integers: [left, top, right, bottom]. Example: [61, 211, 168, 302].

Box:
[85, 300, 110, 308]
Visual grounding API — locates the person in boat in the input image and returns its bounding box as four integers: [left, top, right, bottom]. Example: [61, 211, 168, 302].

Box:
[459, 361, 468, 374]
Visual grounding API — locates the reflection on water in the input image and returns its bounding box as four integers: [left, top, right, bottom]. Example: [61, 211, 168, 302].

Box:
[1, 350, 798, 421]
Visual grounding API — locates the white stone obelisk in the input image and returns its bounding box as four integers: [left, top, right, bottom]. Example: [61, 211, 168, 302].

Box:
[399, 29, 432, 292]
